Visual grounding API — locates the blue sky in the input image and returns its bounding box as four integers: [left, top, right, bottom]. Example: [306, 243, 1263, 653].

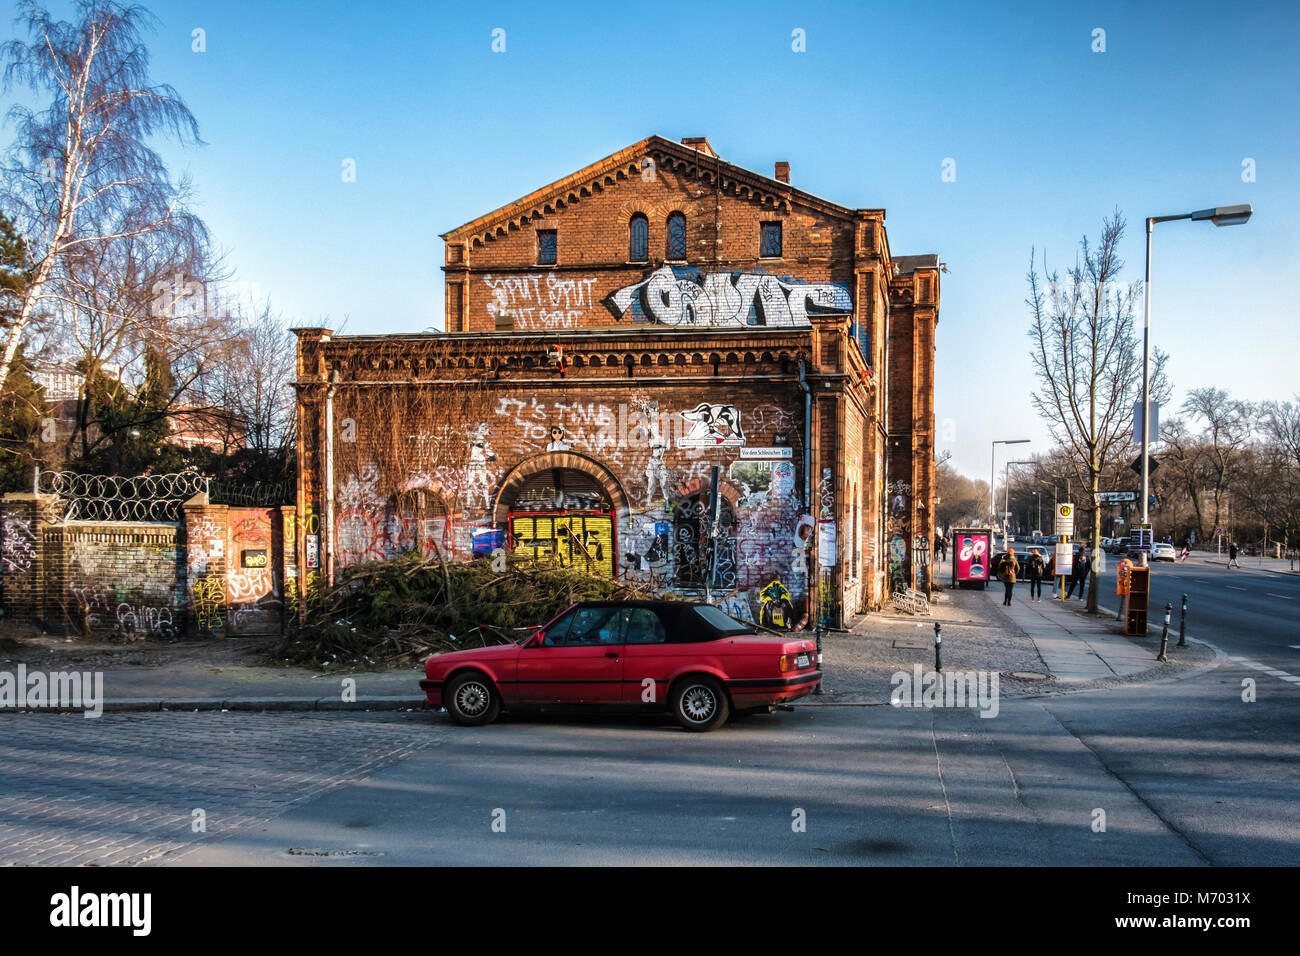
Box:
[4, 0, 1297, 479]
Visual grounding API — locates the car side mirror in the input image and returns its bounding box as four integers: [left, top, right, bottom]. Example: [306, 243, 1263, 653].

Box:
[531, 632, 547, 647]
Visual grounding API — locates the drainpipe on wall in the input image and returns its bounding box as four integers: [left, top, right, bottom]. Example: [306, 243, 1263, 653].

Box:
[794, 360, 813, 633]
[324, 368, 340, 587]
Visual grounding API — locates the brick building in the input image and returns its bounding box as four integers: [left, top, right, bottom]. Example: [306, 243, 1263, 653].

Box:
[293, 135, 938, 626]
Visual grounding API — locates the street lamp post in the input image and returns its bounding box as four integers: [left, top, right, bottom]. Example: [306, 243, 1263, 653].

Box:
[1004, 460, 1035, 549]
[990, 439, 1030, 537]
[1141, 204, 1252, 566]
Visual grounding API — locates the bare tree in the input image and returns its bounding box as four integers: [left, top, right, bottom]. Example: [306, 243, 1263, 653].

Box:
[0, 0, 205, 396]
[1162, 388, 1253, 543]
[1026, 212, 1170, 611]
[192, 301, 297, 479]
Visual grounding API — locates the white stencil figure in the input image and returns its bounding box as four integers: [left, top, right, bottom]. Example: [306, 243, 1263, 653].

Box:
[466, 423, 497, 510]
[642, 402, 673, 507]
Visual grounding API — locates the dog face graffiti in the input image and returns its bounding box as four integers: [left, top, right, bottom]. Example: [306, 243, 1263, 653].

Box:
[677, 403, 745, 448]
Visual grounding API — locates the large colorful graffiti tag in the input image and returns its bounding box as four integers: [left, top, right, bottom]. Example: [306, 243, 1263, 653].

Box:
[609, 267, 850, 328]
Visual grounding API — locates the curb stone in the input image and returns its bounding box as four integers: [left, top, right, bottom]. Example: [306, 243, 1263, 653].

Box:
[5, 695, 430, 715]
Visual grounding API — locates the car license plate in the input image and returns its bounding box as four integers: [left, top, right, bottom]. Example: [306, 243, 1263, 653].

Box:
[795, 653, 811, 669]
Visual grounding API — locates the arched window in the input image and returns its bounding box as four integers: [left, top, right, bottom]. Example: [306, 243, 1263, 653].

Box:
[629, 213, 648, 261]
[666, 212, 686, 260]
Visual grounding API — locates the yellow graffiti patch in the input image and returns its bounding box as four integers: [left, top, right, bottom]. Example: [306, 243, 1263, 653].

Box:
[509, 513, 614, 578]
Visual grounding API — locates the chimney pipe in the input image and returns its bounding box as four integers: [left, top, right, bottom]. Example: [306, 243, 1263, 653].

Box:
[774, 161, 790, 183]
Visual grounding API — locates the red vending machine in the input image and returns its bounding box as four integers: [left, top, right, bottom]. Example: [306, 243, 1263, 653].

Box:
[952, 527, 993, 590]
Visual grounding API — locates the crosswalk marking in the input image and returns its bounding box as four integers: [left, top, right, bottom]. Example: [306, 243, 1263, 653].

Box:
[1228, 656, 1300, 687]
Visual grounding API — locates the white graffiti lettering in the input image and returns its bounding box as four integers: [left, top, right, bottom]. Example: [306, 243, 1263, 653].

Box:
[610, 267, 849, 328]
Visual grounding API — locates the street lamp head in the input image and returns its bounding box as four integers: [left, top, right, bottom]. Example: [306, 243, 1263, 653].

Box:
[1191, 204, 1252, 227]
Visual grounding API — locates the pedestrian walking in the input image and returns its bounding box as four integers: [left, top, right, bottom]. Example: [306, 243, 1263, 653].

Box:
[1066, 549, 1092, 600]
[1027, 549, 1045, 601]
[1000, 547, 1020, 606]
[1228, 541, 1240, 569]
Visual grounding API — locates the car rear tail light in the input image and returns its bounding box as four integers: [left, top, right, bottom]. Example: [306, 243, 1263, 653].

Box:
[779, 654, 792, 673]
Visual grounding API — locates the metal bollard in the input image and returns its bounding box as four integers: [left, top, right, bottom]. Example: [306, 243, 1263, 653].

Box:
[1157, 602, 1172, 662]
[934, 621, 942, 672]
[1177, 594, 1187, 647]
[813, 625, 824, 695]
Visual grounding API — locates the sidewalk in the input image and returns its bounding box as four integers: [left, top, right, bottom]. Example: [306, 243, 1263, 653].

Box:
[0, 636, 428, 713]
[1189, 553, 1299, 575]
[989, 585, 1160, 682]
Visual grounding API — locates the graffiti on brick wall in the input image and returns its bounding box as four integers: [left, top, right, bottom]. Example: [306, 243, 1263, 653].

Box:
[188, 514, 221, 575]
[466, 422, 497, 510]
[716, 588, 754, 624]
[729, 459, 795, 510]
[68, 581, 113, 628]
[227, 511, 278, 632]
[193, 575, 224, 630]
[115, 603, 175, 636]
[890, 479, 911, 517]
[65, 533, 184, 634]
[484, 273, 599, 329]
[748, 403, 799, 438]
[610, 267, 851, 328]
[494, 396, 626, 465]
[643, 400, 673, 508]
[338, 464, 385, 511]
[2, 517, 36, 573]
[819, 468, 835, 519]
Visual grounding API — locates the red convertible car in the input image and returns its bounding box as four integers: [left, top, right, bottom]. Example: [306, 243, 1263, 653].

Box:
[420, 600, 821, 731]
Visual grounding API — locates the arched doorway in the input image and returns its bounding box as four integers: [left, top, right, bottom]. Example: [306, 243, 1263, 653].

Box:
[501, 465, 618, 578]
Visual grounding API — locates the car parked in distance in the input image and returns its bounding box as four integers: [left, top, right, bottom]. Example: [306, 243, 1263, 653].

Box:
[1150, 542, 1177, 562]
[420, 600, 822, 732]
[991, 547, 1049, 576]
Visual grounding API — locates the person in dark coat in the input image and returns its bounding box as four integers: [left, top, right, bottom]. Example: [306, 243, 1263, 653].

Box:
[1066, 549, 1092, 600]
[1228, 541, 1240, 569]
[1026, 549, 1046, 601]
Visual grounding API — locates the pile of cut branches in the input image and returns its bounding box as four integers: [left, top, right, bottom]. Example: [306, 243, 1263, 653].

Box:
[271, 553, 650, 669]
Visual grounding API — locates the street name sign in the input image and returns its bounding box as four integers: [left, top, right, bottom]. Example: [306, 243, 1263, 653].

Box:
[1094, 491, 1137, 504]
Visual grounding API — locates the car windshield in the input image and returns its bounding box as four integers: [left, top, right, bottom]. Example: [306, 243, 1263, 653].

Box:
[692, 605, 752, 636]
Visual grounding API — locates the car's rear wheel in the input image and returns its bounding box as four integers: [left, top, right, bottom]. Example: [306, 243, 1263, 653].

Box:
[444, 672, 500, 726]
[670, 675, 730, 732]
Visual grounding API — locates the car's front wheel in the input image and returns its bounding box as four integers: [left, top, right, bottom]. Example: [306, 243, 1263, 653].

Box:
[444, 672, 501, 726]
[670, 675, 730, 732]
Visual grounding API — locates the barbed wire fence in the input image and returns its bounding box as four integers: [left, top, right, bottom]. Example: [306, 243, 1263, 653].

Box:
[34, 470, 295, 523]
[36, 470, 209, 523]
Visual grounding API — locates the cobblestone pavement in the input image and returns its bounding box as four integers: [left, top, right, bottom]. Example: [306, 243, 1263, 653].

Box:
[0, 710, 440, 865]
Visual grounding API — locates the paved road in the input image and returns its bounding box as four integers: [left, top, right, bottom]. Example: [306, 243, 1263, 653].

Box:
[7, 566, 1297, 866]
[0, 711, 433, 865]
[168, 676, 1297, 866]
[1092, 557, 1300, 672]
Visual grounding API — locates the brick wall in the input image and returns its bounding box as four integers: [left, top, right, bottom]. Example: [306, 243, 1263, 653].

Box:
[1, 492, 296, 638]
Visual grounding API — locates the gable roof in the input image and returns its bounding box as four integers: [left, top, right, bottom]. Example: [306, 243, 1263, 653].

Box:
[440, 135, 877, 249]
